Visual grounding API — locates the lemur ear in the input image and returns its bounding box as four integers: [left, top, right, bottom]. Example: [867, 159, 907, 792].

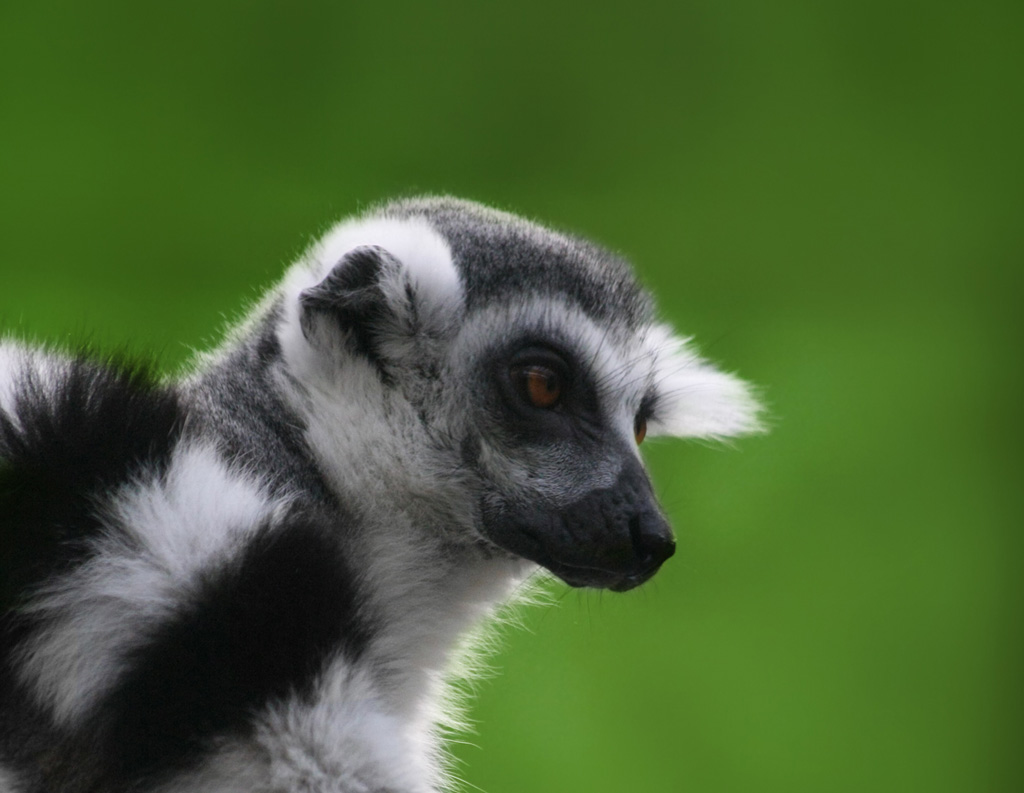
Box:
[644, 327, 765, 440]
[298, 245, 399, 359]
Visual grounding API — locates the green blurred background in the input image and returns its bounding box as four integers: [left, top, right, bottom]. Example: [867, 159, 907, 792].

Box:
[1, 1, 1020, 791]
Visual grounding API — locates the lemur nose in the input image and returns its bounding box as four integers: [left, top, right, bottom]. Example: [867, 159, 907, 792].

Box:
[629, 510, 676, 574]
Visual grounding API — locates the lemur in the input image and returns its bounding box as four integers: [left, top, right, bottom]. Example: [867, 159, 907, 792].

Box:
[0, 197, 761, 793]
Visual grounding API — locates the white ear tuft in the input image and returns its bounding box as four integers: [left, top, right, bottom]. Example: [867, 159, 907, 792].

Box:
[646, 327, 764, 440]
[276, 215, 463, 378]
[313, 216, 462, 334]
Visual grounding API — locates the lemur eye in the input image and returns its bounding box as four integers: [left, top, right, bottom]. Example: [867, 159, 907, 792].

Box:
[512, 365, 563, 409]
[634, 415, 648, 445]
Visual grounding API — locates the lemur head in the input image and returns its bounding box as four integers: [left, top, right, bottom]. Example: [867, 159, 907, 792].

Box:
[274, 197, 761, 592]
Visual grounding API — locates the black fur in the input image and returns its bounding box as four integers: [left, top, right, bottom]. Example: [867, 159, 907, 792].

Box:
[83, 512, 372, 789]
[0, 349, 376, 792]
[0, 355, 187, 790]
[488, 341, 605, 447]
[1, 512, 373, 792]
[300, 245, 395, 377]
[0, 356, 184, 636]
[480, 456, 674, 592]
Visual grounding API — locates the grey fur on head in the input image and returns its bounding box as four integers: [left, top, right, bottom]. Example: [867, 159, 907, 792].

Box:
[0, 196, 762, 792]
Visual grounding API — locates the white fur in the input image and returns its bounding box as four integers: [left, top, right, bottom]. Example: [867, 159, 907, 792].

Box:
[0, 341, 63, 424]
[449, 298, 761, 445]
[276, 215, 461, 379]
[642, 324, 763, 438]
[0, 340, 22, 416]
[148, 613, 547, 793]
[256, 663, 436, 793]
[152, 665, 435, 793]
[273, 325, 533, 713]
[0, 765, 22, 793]
[14, 443, 283, 727]
[243, 568, 539, 793]
[314, 215, 461, 319]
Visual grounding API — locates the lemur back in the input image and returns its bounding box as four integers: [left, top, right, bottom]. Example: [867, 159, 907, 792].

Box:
[0, 197, 761, 792]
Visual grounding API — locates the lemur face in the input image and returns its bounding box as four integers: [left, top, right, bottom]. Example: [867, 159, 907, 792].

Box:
[281, 197, 761, 591]
[460, 325, 676, 592]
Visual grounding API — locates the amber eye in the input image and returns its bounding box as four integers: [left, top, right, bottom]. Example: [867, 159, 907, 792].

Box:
[513, 365, 562, 409]
[634, 414, 648, 445]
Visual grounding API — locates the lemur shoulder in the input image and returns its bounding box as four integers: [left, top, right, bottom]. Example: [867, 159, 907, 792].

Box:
[0, 197, 761, 792]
